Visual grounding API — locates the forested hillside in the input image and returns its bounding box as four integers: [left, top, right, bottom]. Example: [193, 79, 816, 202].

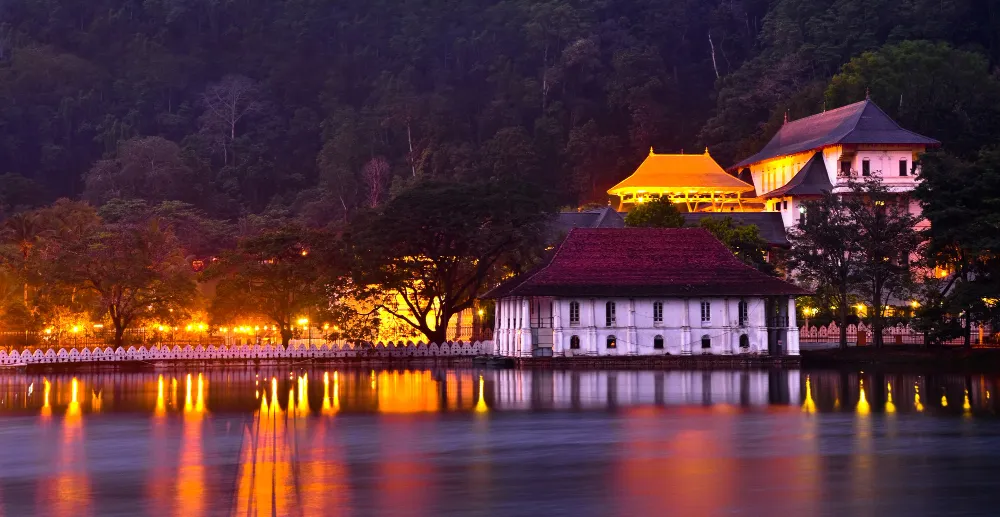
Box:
[0, 0, 997, 219]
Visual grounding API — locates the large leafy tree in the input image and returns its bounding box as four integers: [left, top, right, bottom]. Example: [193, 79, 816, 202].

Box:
[788, 192, 861, 349]
[349, 180, 550, 344]
[695, 216, 776, 275]
[914, 147, 1000, 346]
[45, 219, 197, 347]
[208, 225, 338, 347]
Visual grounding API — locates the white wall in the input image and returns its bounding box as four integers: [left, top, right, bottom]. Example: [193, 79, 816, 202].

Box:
[496, 296, 777, 357]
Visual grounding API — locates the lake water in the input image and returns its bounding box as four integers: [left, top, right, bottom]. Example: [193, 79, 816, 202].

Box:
[1, 367, 999, 516]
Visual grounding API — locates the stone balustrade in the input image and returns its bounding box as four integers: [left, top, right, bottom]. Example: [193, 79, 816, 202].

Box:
[0, 341, 496, 365]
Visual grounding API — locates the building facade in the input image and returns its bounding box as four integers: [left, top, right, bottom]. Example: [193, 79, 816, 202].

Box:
[487, 228, 808, 357]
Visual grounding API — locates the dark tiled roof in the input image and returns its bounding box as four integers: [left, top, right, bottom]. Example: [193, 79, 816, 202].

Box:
[484, 228, 808, 298]
[732, 100, 940, 169]
[552, 207, 625, 234]
[764, 152, 833, 198]
[681, 212, 790, 247]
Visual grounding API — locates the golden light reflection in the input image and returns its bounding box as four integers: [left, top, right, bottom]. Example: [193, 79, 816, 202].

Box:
[184, 374, 193, 413]
[377, 370, 440, 413]
[177, 373, 205, 515]
[475, 374, 488, 414]
[155, 375, 166, 417]
[297, 374, 309, 415]
[236, 374, 297, 514]
[941, 394, 948, 408]
[801, 376, 816, 414]
[915, 383, 924, 412]
[67, 378, 81, 419]
[41, 378, 51, 418]
[963, 390, 972, 415]
[856, 379, 870, 415]
[885, 382, 895, 414]
[91, 389, 102, 413]
[322, 371, 339, 416]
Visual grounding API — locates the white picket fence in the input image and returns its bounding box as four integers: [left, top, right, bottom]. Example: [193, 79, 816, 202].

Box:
[0, 341, 496, 365]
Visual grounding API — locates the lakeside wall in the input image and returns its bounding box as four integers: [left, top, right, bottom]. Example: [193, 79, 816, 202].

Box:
[0, 341, 494, 365]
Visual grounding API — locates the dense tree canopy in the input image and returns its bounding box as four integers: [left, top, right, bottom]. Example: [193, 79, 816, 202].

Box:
[0, 0, 994, 217]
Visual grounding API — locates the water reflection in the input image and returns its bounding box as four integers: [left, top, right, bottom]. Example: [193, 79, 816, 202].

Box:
[4, 369, 1000, 416]
[1, 368, 1000, 515]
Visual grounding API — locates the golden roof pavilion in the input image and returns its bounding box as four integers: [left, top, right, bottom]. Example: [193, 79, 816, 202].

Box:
[608, 148, 756, 212]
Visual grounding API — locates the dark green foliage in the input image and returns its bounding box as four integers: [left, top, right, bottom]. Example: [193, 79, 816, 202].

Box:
[624, 199, 684, 228]
[695, 217, 776, 276]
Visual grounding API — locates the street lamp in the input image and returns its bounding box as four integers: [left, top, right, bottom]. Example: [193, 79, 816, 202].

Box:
[297, 317, 310, 344]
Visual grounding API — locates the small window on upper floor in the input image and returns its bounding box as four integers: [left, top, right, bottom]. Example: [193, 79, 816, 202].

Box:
[899, 159, 908, 177]
[782, 200, 788, 210]
[840, 161, 851, 177]
[653, 301, 663, 324]
[700, 301, 711, 323]
[606, 301, 616, 327]
[738, 300, 748, 326]
[862, 159, 871, 177]
[569, 301, 580, 326]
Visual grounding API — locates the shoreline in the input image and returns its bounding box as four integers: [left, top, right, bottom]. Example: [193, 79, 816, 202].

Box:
[802, 346, 1000, 372]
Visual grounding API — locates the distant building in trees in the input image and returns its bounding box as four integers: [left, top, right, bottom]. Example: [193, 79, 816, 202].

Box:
[486, 228, 807, 357]
[606, 100, 940, 232]
[730, 99, 940, 229]
[608, 148, 760, 212]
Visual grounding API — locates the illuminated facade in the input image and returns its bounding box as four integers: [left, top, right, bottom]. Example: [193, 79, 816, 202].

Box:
[487, 228, 807, 357]
[731, 99, 939, 230]
[607, 148, 757, 212]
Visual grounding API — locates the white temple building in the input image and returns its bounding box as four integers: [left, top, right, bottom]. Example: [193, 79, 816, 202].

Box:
[486, 228, 808, 357]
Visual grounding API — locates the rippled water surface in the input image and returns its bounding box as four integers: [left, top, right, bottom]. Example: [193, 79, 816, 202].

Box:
[1, 367, 1000, 516]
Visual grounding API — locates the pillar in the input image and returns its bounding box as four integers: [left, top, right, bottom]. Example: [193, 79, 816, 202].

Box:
[552, 299, 564, 356]
[627, 298, 638, 355]
[787, 296, 800, 356]
[681, 298, 692, 355]
[493, 299, 501, 355]
[723, 297, 733, 354]
[587, 299, 598, 354]
[520, 297, 532, 357]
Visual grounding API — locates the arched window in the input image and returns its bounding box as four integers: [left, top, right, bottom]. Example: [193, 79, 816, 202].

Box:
[653, 335, 664, 349]
[570, 335, 581, 349]
[701, 335, 711, 349]
[606, 302, 616, 326]
[653, 301, 663, 324]
[569, 301, 580, 325]
[738, 300, 748, 326]
[739, 334, 750, 349]
[606, 335, 617, 349]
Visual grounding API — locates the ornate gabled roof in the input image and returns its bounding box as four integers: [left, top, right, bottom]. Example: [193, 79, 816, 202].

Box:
[609, 149, 754, 196]
[732, 100, 940, 169]
[484, 228, 808, 298]
[764, 152, 834, 199]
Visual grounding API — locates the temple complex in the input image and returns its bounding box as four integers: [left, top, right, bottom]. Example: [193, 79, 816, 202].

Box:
[607, 148, 758, 212]
[606, 99, 939, 233]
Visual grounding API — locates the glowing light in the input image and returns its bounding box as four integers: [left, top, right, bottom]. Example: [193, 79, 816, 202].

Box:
[156, 375, 166, 416]
[963, 390, 971, 415]
[271, 377, 278, 406]
[67, 378, 81, 418]
[93, 324, 104, 329]
[41, 378, 51, 418]
[195, 374, 205, 413]
[71, 326, 81, 334]
[885, 382, 896, 414]
[158, 325, 165, 332]
[802, 376, 816, 414]
[941, 394, 948, 408]
[914, 383, 924, 412]
[300, 249, 309, 257]
[297, 318, 309, 326]
[477, 309, 485, 317]
[910, 300, 920, 309]
[857, 379, 870, 415]
[474, 375, 488, 413]
[44, 328, 52, 335]
[185, 374, 193, 413]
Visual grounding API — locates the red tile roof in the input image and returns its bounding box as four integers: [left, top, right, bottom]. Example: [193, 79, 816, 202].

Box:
[486, 228, 808, 298]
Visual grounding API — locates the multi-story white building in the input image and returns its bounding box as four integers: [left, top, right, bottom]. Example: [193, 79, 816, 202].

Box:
[486, 228, 808, 357]
[731, 99, 940, 229]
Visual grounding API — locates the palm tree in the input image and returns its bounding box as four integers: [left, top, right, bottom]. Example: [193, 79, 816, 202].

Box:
[1, 212, 41, 307]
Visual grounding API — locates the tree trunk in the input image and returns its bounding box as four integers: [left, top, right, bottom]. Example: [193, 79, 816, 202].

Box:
[839, 287, 849, 350]
[964, 312, 972, 348]
[114, 324, 125, 348]
[281, 327, 292, 348]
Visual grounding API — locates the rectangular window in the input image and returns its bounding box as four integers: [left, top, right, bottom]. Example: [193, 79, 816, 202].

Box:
[653, 301, 663, 324]
[862, 159, 871, 176]
[840, 161, 851, 176]
[899, 159, 908, 177]
[569, 301, 580, 326]
[700, 301, 711, 323]
[605, 302, 616, 327]
[738, 300, 748, 326]
[782, 200, 788, 210]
